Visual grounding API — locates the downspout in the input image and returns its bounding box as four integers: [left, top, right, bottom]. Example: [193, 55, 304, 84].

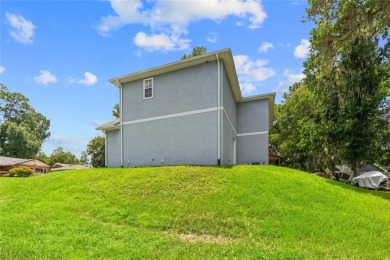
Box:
[103, 130, 107, 167]
[118, 80, 123, 167]
[216, 54, 221, 165]
[220, 58, 224, 164]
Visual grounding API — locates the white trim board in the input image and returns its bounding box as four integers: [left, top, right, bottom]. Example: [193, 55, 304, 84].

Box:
[121, 106, 269, 139]
[122, 107, 220, 126]
[237, 131, 268, 137]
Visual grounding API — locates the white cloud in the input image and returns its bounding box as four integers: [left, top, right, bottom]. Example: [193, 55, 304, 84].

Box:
[274, 70, 305, 93]
[45, 135, 89, 157]
[259, 42, 274, 53]
[77, 72, 98, 86]
[98, 0, 146, 36]
[0, 66, 5, 74]
[294, 39, 311, 58]
[133, 32, 190, 52]
[99, 0, 267, 51]
[240, 83, 257, 95]
[6, 13, 36, 44]
[33, 70, 58, 84]
[233, 55, 276, 95]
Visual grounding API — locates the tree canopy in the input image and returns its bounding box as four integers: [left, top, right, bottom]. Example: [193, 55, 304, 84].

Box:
[271, 0, 390, 174]
[86, 136, 105, 167]
[181, 46, 207, 60]
[47, 147, 79, 166]
[112, 103, 120, 119]
[0, 84, 51, 159]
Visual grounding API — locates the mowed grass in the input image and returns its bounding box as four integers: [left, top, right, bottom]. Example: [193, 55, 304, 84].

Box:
[0, 166, 389, 259]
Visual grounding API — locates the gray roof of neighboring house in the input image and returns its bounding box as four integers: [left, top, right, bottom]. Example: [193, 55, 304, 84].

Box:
[96, 118, 120, 131]
[51, 163, 88, 171]
[0, 156, 31, 167]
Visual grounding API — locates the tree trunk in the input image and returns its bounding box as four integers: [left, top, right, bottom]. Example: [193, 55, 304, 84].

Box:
[353, 155, 360, 177]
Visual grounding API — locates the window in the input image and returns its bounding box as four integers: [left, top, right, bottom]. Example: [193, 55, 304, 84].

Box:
[143, 78, 153, 99]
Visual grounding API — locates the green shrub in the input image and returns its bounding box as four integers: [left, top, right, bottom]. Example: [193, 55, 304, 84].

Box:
[8, 167, 33, 177]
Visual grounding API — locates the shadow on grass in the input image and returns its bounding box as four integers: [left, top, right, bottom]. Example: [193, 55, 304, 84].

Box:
[324, 178, 390, 201]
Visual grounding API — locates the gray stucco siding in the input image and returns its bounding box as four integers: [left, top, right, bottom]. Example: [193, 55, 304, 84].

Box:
[221, 61, 237, 132]
[237, 99, 269, 134]
[222, 113, 236, 165]
[106, 130, 121, 167]
[236, 134, 268, 165]
[122, 111, 218, 166]
[122, 61, 218, 122]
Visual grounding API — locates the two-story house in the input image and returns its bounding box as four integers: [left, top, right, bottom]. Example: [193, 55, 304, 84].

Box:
[97, 49, 275, 167]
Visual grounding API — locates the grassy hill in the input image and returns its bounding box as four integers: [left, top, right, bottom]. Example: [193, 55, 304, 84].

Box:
[0, 166, 389, 259]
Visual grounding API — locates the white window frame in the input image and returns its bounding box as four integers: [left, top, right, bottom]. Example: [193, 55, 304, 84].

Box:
[143, 78, 153, 100]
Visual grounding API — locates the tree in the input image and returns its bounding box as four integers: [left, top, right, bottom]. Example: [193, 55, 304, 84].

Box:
[0, 121, 41, 159]
[79, 151, 89, 165]
[304, 1, 390, 176]
[181, 46, 207, 60]
[306, 0, 390, 71]
[112, 103, 120, 119]
[48, 147, 79, 166]
[0, 84, 51, 158]
[35, 151, 49, 164]
[86, 136, 105, 167]
[271, 83, 331, 172]
[333, 38, 388, 175]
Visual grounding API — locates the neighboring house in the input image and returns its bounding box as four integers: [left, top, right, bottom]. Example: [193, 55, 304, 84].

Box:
[97, 48, 275, 167]
[0, 156, 51, 174]
[269, 153, 283, 166]
[51, 163, 88, 171]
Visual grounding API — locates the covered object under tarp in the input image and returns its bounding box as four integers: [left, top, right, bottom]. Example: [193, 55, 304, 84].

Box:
[351, 171, 389, 190]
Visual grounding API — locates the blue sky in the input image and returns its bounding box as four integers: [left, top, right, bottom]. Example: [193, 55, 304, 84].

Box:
[0, 0, 313, 157]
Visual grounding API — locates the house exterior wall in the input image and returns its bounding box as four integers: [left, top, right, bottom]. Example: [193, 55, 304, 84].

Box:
[119, 61, 219, 167]
[122, 111, 218, 166]
[106, 130, 121, 167]
[121, 61, 218, 122]
[103, 54, 273, 167]
[236, 99, 269, 164]
[20, 160, 51, 173]
[0, 161, 51, 174]
[221, 61, 237, 165]
[222, 116, 236, 165]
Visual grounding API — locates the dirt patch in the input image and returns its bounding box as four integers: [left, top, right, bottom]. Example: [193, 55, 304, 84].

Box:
[174, 233, 235, 244]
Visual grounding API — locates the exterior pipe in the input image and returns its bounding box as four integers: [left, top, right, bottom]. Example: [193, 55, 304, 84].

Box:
[103, 130, 107, 167]
[118, 80, 123, 167]
[216, 54, 221, 165]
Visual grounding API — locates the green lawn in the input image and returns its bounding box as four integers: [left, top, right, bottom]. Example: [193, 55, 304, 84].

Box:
[0, 166, 389, 259]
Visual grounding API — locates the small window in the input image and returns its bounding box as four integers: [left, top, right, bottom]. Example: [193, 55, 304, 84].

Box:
[143, 78, 153, 99]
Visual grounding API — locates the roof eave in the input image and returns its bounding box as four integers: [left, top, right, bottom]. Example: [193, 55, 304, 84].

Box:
[96, 125, 120, 131]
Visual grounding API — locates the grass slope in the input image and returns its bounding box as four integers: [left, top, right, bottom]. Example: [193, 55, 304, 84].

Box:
[0, 166, 389, 259]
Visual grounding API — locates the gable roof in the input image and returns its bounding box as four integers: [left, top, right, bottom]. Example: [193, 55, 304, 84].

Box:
[0, 156, 31, 167]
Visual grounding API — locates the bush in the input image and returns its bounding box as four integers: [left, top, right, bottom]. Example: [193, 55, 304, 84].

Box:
[8, 167, 33, 177]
